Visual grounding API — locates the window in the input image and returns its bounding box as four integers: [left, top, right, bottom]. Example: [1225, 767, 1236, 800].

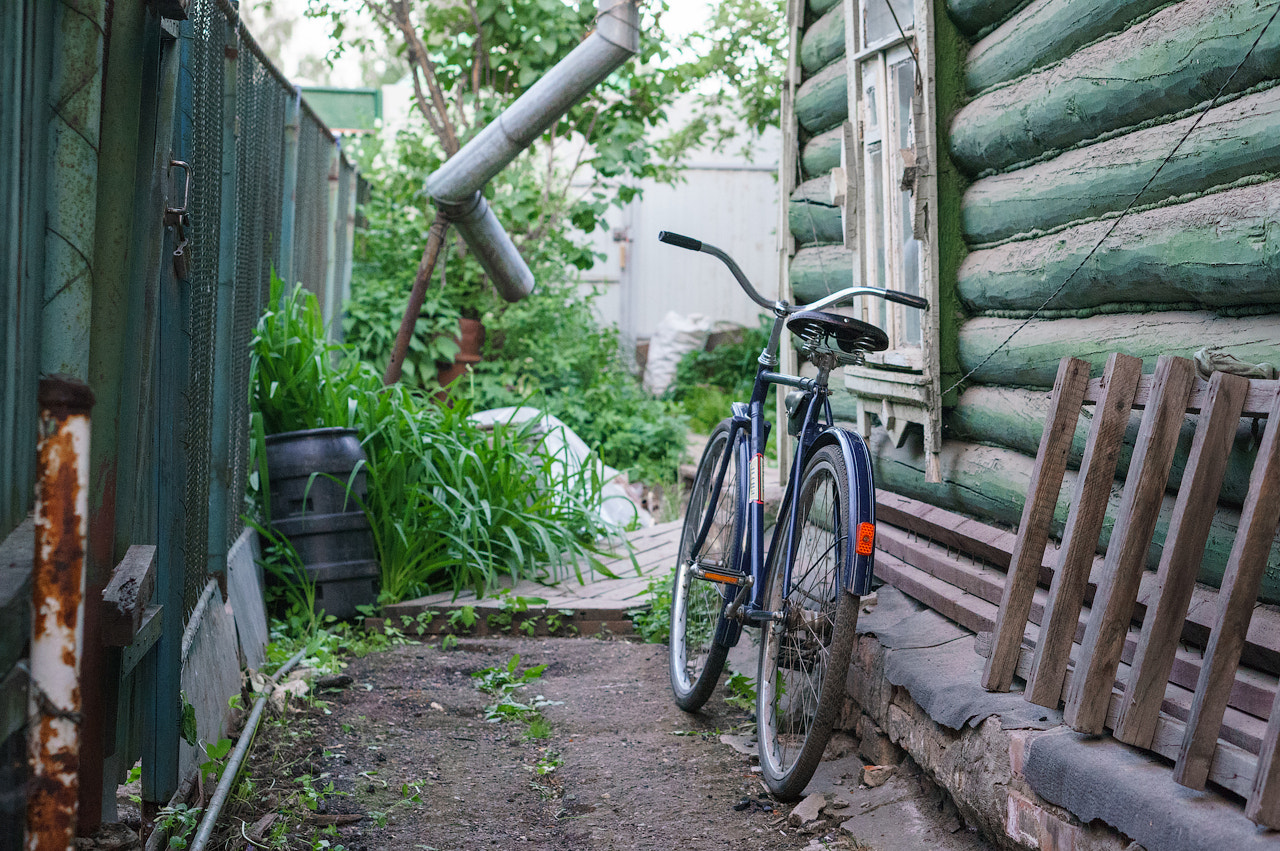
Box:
[844, 0, 943, 480]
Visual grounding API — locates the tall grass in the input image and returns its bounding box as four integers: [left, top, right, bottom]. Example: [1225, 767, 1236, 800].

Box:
[248, 274, 624, 604]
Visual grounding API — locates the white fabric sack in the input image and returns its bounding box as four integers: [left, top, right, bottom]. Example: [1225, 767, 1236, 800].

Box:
[643, 311, 712, 396]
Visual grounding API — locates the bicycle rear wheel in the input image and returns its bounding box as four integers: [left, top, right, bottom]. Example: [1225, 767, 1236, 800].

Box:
[756, 444, 861, 801]
[669, 419, 744, 711]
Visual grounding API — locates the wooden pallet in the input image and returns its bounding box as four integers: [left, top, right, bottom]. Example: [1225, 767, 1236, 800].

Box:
[977, 354, 1280, 825]
[376, 521, 682, 637]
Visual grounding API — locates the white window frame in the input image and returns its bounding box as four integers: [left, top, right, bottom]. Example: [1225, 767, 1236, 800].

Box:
[841, 0, 943, 481]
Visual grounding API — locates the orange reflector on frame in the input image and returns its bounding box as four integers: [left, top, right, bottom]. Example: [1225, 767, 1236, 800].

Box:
[856, 522, 875, 556]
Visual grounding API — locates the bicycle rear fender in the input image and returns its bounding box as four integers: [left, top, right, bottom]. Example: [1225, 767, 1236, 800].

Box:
[807, 426, 876, 596]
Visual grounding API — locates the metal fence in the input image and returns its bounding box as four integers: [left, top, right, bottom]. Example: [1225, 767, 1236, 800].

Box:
[0, 0, 360, 838]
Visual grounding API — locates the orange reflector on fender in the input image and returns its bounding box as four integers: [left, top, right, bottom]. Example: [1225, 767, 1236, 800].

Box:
[856, 522, 876, 556]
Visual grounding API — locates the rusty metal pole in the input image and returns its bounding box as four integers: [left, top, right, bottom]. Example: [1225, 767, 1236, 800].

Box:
[25, 376, 95, 851]
[383, 215, 449, 386]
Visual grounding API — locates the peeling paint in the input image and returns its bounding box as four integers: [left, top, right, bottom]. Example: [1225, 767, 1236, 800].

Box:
[26, 375, 93, 851]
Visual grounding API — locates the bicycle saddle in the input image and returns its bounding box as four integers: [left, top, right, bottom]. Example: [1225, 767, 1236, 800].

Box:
[786, 310, 888, 363]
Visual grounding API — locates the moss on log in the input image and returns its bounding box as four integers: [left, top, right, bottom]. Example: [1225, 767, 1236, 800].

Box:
[790, 177, 844, 244]
[945, 0, 1025, 36]
[790, 244, 856, 303]
[961, 86, 1280, 243]
[956, 311, 1280, 388]
[948, 0, 1280, 174]
[957, 180, 1280, 313]
[801, 4, 846, 73]
[965, 0, 1169, 93]
[947, 385, 1259, 508]
[796, 59, 849, 135]
[862, 427, 1280, 601]
[801, 126, 843, 180]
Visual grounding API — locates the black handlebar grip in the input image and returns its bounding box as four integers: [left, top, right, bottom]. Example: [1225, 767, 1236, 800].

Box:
[658, 231, 703, 252]
[883, 290, 929, 310]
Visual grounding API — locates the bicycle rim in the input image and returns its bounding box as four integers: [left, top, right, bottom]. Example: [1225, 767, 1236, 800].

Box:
[756, 448, 860, 800]
[669, 421, 742, 708]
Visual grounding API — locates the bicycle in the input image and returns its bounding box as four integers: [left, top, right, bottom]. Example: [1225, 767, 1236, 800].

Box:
[658, 230, 928, 801]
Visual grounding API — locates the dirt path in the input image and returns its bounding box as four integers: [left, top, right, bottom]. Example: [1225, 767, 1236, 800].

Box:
[221, 635, 989, 851]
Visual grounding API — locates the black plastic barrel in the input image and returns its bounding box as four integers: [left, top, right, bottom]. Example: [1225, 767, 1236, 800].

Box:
[264, 427, 379, 618]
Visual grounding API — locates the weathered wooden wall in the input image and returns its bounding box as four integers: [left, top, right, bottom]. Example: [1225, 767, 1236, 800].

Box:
[938, 0, 1280, 601]
[784, 0, 1280, 601]
[787, 0, 856, 301]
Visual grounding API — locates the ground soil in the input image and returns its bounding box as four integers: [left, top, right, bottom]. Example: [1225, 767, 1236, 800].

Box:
[213, 635, 861, 851]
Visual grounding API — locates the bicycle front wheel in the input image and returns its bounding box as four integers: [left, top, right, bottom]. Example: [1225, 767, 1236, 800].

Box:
[669, 419, 744, 711]
[756, 444, 861, 801]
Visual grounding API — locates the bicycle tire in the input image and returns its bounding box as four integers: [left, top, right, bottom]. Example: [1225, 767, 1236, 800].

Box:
[756, 444, 862, 801]
[669, 419, 744, 711]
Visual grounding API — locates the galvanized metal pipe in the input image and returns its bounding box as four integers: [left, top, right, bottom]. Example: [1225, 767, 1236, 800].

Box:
[424, 0, 641, 302]
[185, 647, 308, 851]
[25, 376, 95, 851]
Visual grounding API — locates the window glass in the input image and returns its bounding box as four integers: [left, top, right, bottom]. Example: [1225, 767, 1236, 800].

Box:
[863, 0, 914, 48]
[867, 141, 887, 332]
[893, 58, 921, 345]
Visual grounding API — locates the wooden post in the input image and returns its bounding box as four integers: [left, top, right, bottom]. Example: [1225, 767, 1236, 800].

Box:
[1113, 371, 1248, 747]
[981, 357, 1090, 692]
[383, 216, 448, 386]
[1024, 353, 1141, 707]
[1176, 383, 1280, 790]
[1063, 356, 1197, 733]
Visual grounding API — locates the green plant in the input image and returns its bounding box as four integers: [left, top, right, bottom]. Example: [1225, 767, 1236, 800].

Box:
[525, 716, 553, 740]
[448, 606, 477, 633]
[473, 654, 562, 724]
[628, 568, 675, 644]
[198, 737, 234, 788]
[249, 274, 627, 604]
[544, 609, 577, 636]
[156, 803, 202, 849]
[345, 279, 461, 392]
[485, 591, 547, 633]
[725, 671, 757, 712]
[440, 634, 459, 651]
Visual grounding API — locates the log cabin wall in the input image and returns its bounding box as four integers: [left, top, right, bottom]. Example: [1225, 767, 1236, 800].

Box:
[786, 0, 1280, 601]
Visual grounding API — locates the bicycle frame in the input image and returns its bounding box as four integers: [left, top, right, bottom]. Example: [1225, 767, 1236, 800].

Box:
[687, 312, 877, 643]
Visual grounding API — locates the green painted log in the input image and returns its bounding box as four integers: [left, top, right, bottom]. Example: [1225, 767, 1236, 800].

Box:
[795, 58, 848, 135]
[790, 176, 844, 244]
[957, 311, 1280, 388]
[957, 180, 1280, 313]
[947, 385, 1259, 508]
[965, 0, 1169, 93]
[801, 125, 843, 180]
[810, 0, 841, 14]
[948, 0, 1280, 175]
[945, 0, 1026, 36]
[962, 86, 1280, 244]
[862, 427, 1280, 602]
[801, 4, 846, 74]
[790, 244, 856, 303]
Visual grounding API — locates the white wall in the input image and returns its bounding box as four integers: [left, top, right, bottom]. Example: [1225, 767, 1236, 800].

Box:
[580, 128, 782, 345]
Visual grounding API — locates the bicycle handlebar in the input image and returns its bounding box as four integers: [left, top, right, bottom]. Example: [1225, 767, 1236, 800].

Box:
[658, 230, 775, 312]
[659, 230, 930, 314]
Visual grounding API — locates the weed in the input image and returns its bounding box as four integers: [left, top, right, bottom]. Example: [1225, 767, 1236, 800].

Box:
[448, 606, 477, 633]
[724, 671, 757, 712]
[544, 608, 576, 636]
[525, 716, 553, 740]
[440, 634, 459, 651]
[198, 737, 234, 788]
[628, 567, 675, 644]
[156, 802, 202, 849]
[485, 591, 546, 633]
[473, 655, 562, 724]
